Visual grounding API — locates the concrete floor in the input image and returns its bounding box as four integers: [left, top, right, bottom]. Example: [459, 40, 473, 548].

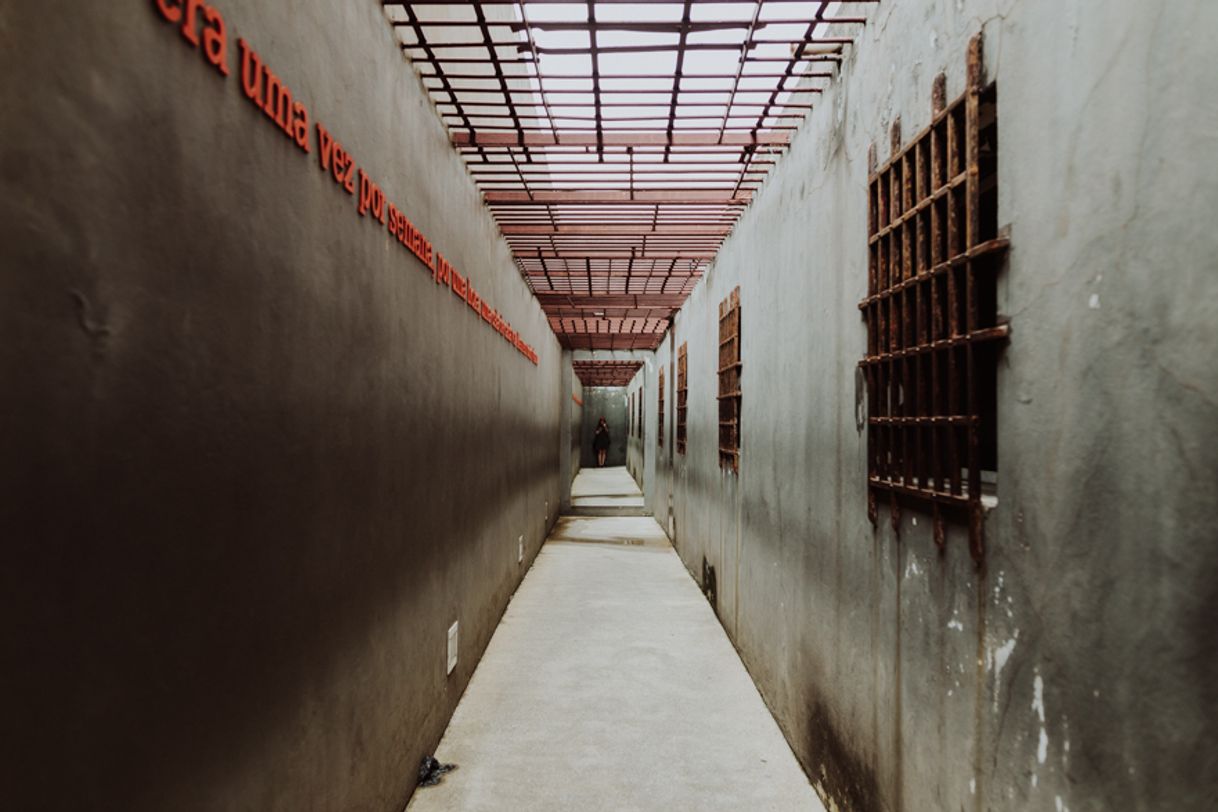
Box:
[407, 509, 824, 812]
[570, 466, 645, 509]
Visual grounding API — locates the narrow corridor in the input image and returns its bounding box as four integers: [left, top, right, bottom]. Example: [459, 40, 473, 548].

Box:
[6, 2, 1216, 809]
[570, 466, 646, 513]
[409, 469, 821, 812]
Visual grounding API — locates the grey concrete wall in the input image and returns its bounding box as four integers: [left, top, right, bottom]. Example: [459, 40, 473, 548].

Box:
[622, 355, 657, 494]
[580, 387, 629, 468]
[560, 350, 583, 509]
[0, 2, 564, 810]
[626, 373, 645, 486]
[632, 1, 1218, 810]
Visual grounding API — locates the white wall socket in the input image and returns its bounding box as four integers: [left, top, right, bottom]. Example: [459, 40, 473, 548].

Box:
[518, 535, 524, 564]
[446, 621, 459, 676]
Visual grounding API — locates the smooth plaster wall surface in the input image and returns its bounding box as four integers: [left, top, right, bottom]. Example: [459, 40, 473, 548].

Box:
[1, 1, 564, 809]
[633, 1, 1218, 810]
[626, 369, 653, 491]
[560, 350, 583, 508]
[579, 387, 628, 468]
[626, 379, 645, 485]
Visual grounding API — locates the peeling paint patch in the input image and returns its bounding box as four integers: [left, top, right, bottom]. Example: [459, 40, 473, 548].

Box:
[987, 632, 1019, 711]
[1089, 293, 1101, 309]
[1034, 671, 1049, 764]
[1033, 672, 1046, 722]
[988, 634, 1018, 676]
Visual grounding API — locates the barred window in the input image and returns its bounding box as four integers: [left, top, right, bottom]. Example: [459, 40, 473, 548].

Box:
[658, 368, 665, 448]
[718, 287, 741, 473]
[676, 343, 688, 455]
[859, 36, 1007, 560]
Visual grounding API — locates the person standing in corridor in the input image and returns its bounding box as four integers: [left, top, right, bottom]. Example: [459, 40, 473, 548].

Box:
[593, 417, 610, 467]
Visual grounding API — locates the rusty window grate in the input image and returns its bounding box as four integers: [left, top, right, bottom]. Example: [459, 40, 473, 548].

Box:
[658, 367, 665, 448]
[718, 287, 742, 473]
[859, 35, 1007, 562]
[676, 342, 688, 455]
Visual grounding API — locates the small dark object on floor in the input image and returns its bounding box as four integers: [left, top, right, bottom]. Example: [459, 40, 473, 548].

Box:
[418, 755, 458, 788]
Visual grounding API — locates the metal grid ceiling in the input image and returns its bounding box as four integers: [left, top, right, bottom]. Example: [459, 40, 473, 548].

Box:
[573, 360, 643, 386]
[381, 1, 877, 349]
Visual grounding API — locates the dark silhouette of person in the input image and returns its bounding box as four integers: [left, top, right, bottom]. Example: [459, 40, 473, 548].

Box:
[593, 417, 611, 467]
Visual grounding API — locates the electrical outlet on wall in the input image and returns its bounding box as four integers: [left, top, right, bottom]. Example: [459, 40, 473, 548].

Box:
[518, 534, 524, 564]
[446, 621, 459, 676]
[544, 499, 549, 522]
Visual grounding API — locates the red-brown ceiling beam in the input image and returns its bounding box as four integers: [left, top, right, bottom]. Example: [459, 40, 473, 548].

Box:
[441, 102, 816, 110]
[504, 19, 867, 32]
[379, 0, 875, 352]
[403, 39, 852, 54]
[471, 163, 778, 173]
[432, 87, 820, 97]
[474, 169, 768, 177]
[420, 72, 834, 81]
[535, 294, 688, 307]
[459, 125, 799, 135]
[572, 360, 645, 387]
[484, 190, 752, 203]
[404, 54, 844, 66]
[521, 251, 715, 260]
[548, 311, 677, 322]
[453, 131, 790, 148]
[561, 335, 667, 351]
[396, 19, 864, 32]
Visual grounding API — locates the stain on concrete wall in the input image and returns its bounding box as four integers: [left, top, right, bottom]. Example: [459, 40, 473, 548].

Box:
[560, 350, 583, 508]
[0, 1, 563, 809]
[632, 1, 1218, 810]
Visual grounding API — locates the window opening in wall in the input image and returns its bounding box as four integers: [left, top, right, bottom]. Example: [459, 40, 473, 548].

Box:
[860, 35, 1007, 562]
[718, 287, 742, 473]
[658, 368, 665, 448]
[638, 387, 647, 440]
[637, 387, 643, 440]
[676, 343, 688, 455]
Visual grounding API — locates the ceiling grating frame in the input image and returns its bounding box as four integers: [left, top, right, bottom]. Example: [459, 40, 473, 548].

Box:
[573, 360, 644, 387]
[380, 1, 878, 349]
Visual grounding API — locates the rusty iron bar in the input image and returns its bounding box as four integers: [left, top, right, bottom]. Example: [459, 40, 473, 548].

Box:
[419, 71, 836, 82]
[717, 287, 742, 473]
[859, 33, 1005, 563]
[677, 342, 688, 455]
